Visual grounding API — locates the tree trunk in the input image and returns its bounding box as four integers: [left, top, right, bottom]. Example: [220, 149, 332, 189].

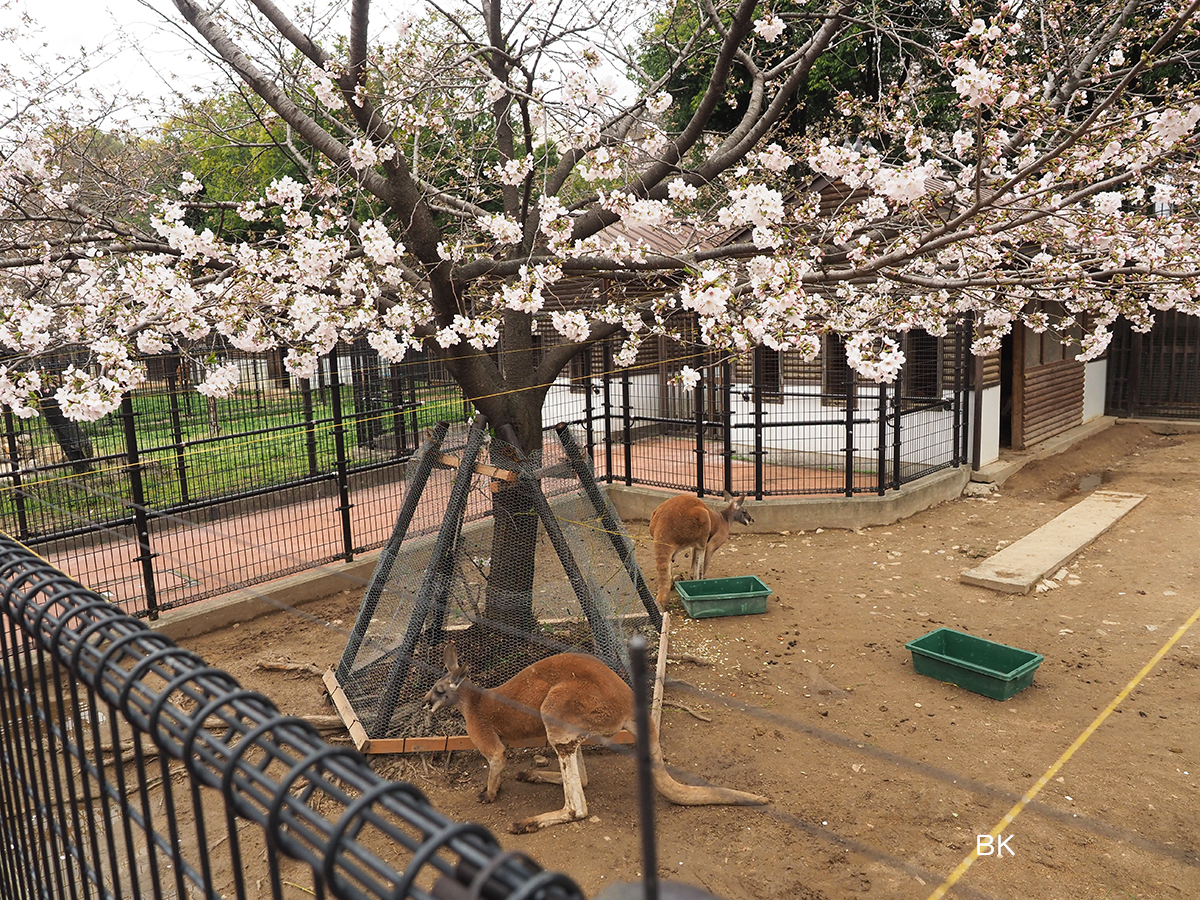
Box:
[39, 392, 95, 474]
[442, 334, 556, 644]
[480, 385, 548, 639]
[481, 475, 541, 638]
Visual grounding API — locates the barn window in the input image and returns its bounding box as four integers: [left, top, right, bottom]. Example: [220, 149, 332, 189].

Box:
[822, 335, 855, 407]
[901, 330, 942, 400]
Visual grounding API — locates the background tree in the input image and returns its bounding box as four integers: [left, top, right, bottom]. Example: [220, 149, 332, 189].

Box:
[4, 0, 1200, 632]
[162, 91, 310, 239]
[638, 0, 958, 138]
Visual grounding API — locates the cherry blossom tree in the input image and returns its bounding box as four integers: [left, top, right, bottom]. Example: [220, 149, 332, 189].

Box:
[3, 0, 1200, 627]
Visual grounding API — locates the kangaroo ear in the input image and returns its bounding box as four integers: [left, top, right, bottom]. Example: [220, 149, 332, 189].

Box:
[722, 490, 734, 501]
[443, 642, 460, 672]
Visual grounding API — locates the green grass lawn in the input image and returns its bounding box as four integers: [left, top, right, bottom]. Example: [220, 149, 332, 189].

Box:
[0, 381, 472, 536]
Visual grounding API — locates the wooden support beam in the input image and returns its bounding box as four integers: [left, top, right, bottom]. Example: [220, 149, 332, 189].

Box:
[436, 452, 518, 482]
[652, 612, 669, 733]
[323, 667, 372, 752]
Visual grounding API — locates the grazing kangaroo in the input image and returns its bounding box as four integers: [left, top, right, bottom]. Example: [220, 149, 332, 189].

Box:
[649, 492, 753, 610]
[424, 645, 767, 834]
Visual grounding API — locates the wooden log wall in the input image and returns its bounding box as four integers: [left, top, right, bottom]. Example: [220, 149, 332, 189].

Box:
[1020, 358, 1084, 448]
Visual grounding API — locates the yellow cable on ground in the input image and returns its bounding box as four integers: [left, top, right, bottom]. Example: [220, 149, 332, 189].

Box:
[926, 599, 1200, 900]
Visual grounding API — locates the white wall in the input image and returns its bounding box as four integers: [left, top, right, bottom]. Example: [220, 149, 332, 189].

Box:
[1083, 359, 1108, 422]
[970, 384, 1002, 467]
[549, 376, 963, 468]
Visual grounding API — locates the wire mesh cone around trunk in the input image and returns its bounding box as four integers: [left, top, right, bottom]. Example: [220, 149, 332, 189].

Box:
[333, 420, 660, 748]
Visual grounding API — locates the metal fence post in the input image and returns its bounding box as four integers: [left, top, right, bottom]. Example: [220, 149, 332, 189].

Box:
[1129, 329, 1144, 418]
[603, 339, 614, 484]
[628, 636, 660, 900]
[583, 342, 596, 457]
[120, 394, 159, 619]
[960, 316, 969, 468]
[622, 363, 633, 487]
[694, 351, 705, 497]
[722, 358, 733, 495]
[2, 411, 30, 539]
[165, 368, 191, 505]
[954, 316, 967, 466]
[877, 380, 888, 496]
[844, 366, 856, 498]
[753, 349, 765, 500]
[301, 377, 319, 477]
[892, 379, 903, 490]
[327, 349, 355, 561]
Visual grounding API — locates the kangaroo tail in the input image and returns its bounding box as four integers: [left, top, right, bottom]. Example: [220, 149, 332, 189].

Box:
[646, 718, 768, 807]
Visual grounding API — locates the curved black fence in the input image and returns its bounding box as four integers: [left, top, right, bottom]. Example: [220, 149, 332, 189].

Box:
[0, 533, 583, 900]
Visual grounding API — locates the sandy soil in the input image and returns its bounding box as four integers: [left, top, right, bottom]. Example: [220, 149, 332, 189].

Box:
[182, 421, 1200, 900]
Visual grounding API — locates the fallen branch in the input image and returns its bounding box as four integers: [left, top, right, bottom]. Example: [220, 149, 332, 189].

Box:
[256, 659, 325, 676]
[662, 699, 712, 722]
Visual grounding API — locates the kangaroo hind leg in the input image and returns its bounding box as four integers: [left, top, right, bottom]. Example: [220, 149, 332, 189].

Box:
[653, 540, 676, 610]
[510, 740, 587, 833]
[477, 743, 507, 804]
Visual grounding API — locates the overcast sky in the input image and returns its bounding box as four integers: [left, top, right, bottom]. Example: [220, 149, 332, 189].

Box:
[20, 0, 225, 122]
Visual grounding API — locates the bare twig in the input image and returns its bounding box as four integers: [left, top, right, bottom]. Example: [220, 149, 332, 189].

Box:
[662, 699, 712, 722]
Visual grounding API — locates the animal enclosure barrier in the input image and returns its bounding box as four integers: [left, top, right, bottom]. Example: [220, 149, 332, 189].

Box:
[329, 420, 662, 752]
[0, 534, 586, 900]
[8, 326, 970, 622]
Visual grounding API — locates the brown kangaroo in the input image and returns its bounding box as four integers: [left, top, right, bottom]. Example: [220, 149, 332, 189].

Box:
[424, 645, 767, 833]
[649, 492, 753, 609]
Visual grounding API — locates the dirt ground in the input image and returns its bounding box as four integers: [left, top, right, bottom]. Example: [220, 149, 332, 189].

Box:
[182, 421, 1200, 900]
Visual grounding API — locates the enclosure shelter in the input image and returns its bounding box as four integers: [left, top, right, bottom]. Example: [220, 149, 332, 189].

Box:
[327, 420, 661, 752]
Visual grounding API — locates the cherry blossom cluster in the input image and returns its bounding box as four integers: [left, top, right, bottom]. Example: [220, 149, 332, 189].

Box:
[3, 0, 1200, 421]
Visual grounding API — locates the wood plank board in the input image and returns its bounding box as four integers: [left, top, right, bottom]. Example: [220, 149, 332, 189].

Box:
[961, 491, 1144, 594]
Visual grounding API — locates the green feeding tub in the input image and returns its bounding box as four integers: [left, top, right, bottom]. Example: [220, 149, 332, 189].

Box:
[905, 627, 1043, 700]
[674, 576, 772, 618]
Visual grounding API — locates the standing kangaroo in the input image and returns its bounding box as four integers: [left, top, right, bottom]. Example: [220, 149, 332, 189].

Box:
[649, 492, 753, 610]
[424, 645, 767, 834]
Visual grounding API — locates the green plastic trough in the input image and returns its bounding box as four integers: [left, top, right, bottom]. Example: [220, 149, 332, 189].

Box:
[674, 576, 772, 619]
[905, 627, 1043, 700]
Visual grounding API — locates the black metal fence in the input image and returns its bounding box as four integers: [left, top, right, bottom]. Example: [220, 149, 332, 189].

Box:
[2, 330, 971, 620]
[2, 344, 468, 619]
[0, 534, 585, 900]
[596, 331, 972, 499]
[1106, 312, 1200, 418]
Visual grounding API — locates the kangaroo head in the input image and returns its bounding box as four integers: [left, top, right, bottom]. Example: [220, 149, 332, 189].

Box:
[424, 643, 470, 714]
[722, 492, 753, 526]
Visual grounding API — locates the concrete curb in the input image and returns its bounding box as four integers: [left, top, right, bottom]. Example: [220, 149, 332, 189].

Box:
[152, 553, 382, 641]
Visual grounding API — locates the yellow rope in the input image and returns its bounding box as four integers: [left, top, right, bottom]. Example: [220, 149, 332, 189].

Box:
[925, 599, 1200, 900]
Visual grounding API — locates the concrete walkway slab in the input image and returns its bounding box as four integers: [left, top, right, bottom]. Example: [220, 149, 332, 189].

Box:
[961, 490, 1145, 594]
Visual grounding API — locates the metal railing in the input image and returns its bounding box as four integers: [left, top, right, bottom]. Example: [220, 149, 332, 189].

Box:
[0, 534, 584, 900]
